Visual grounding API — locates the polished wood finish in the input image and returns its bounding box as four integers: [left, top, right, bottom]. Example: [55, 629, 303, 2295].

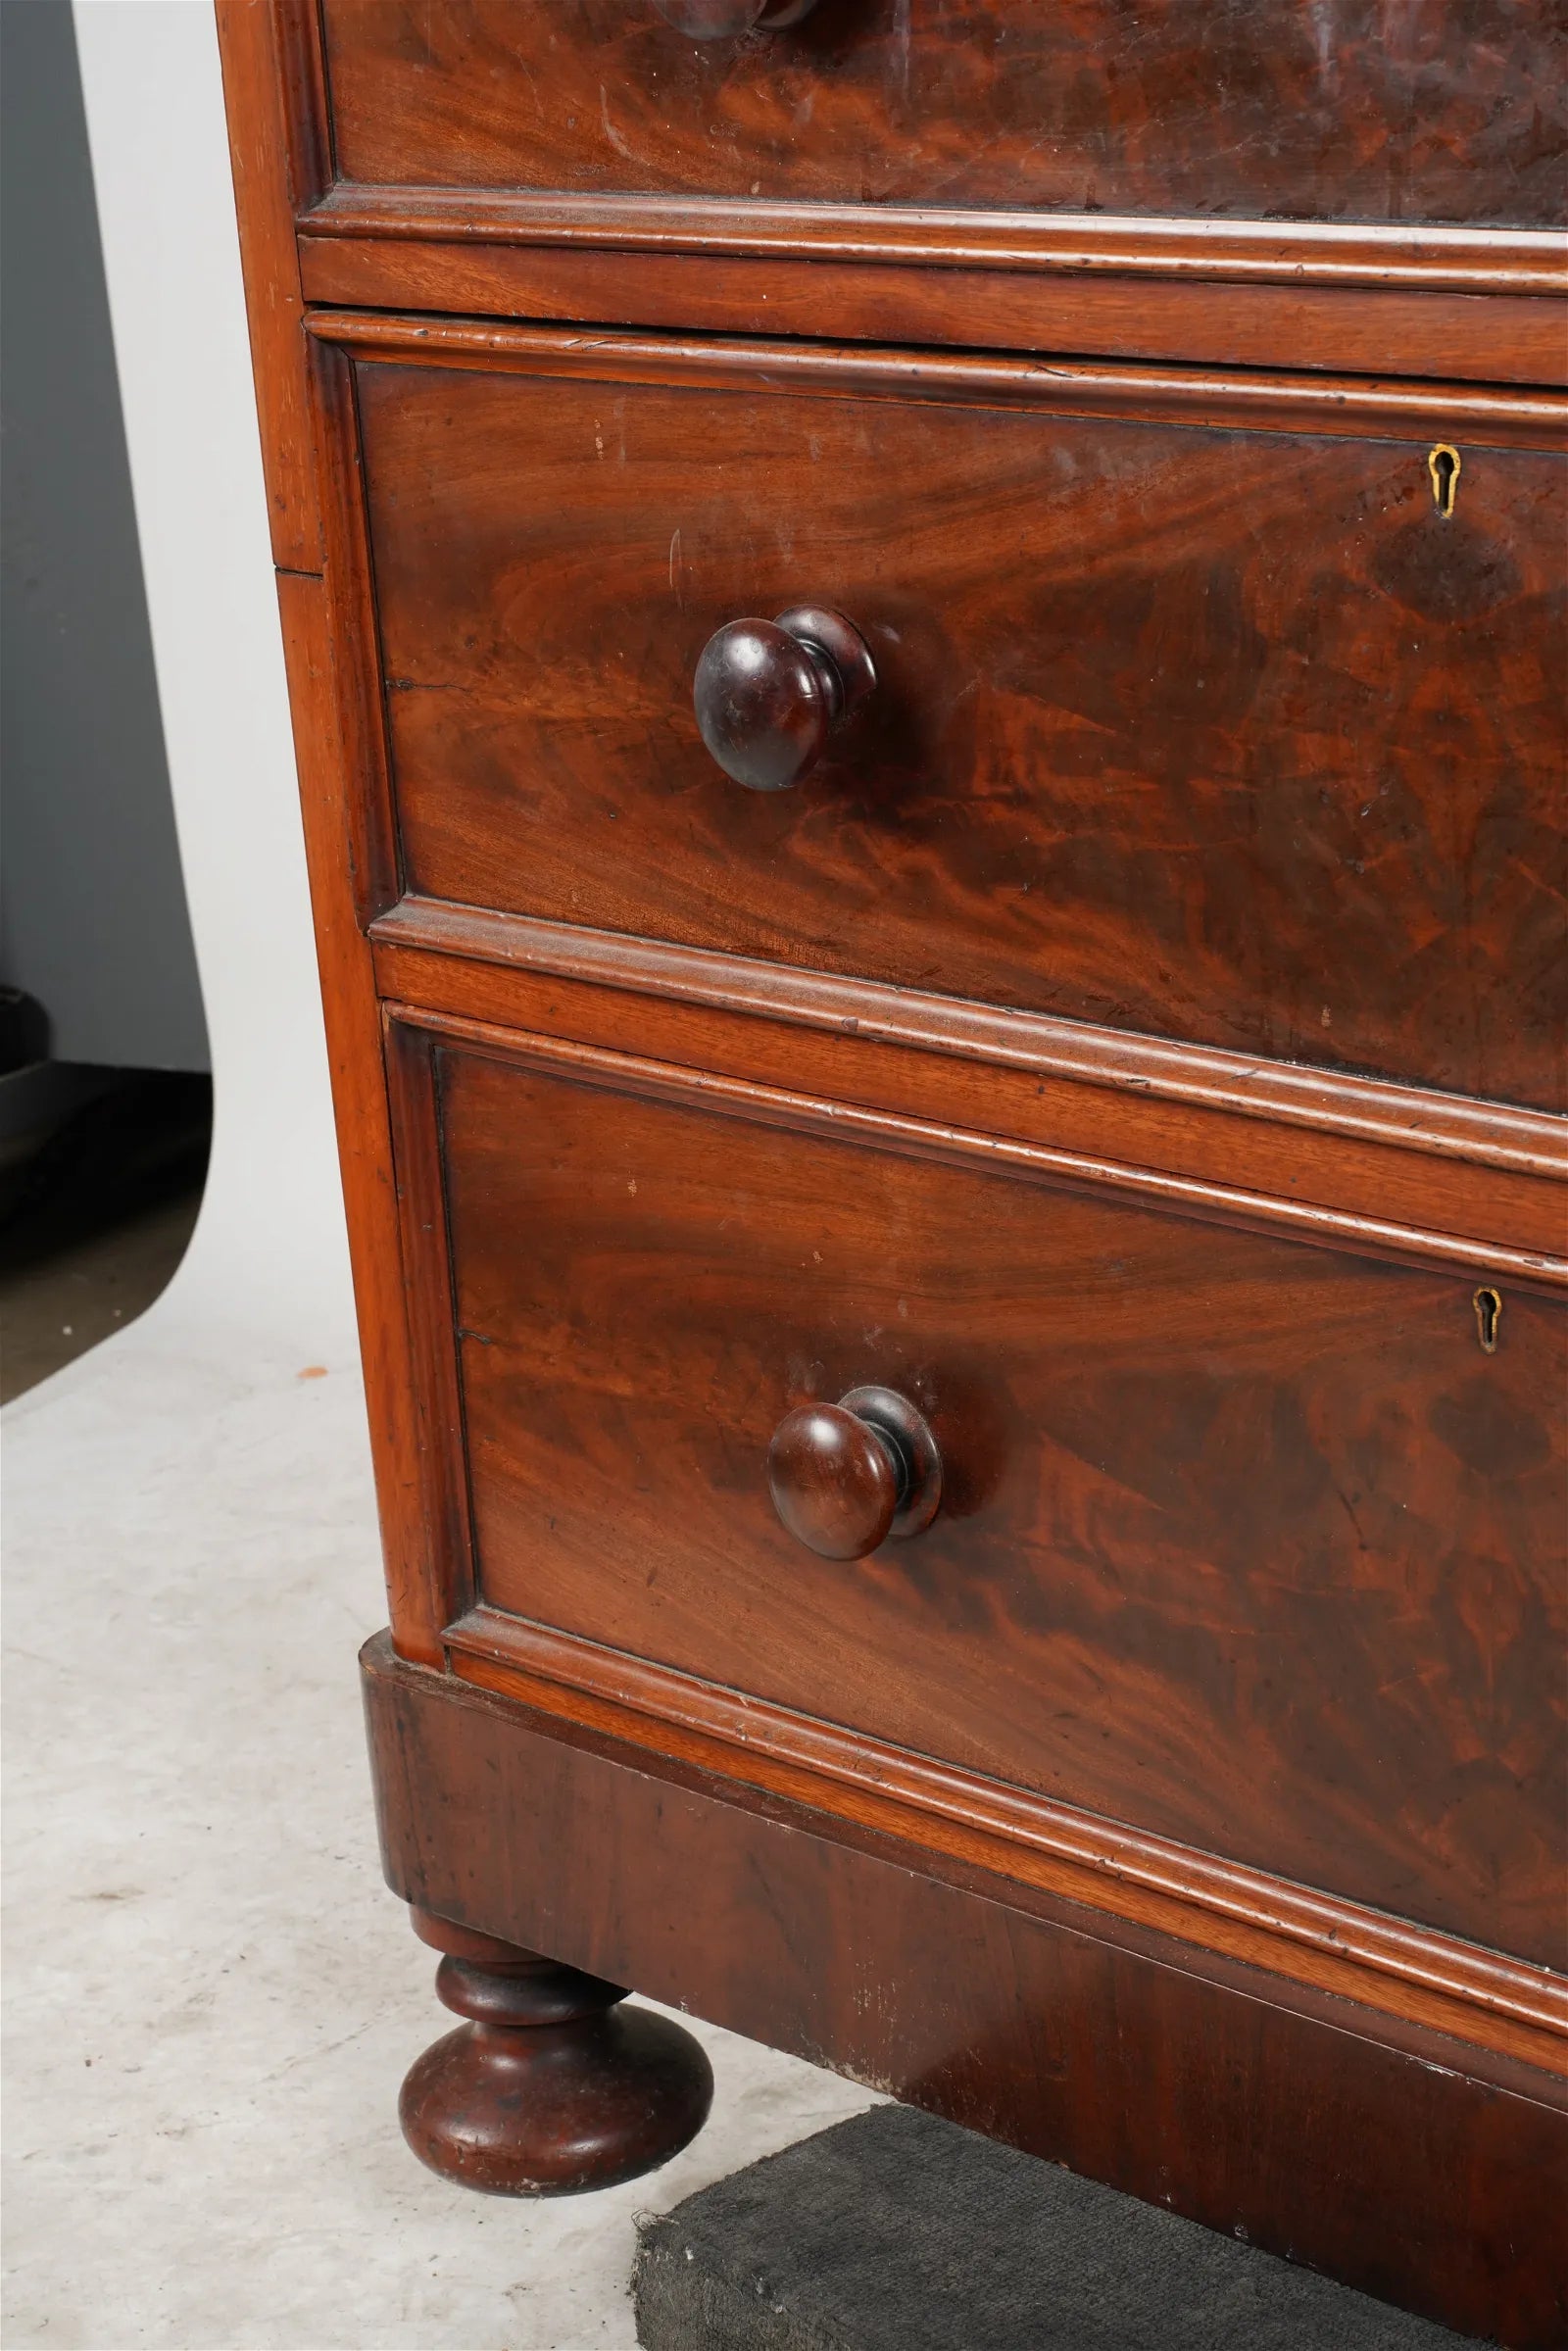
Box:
[371, 903, 1568, 1291]
[317, 0, 1566, 228]
[400, 1025, 1568, 1971]
[299, 188, 1568, 295]
[218, 0, 1567, 2328]
[349, 338, 1568, 1110]
[214, 0, 327, 569]
[446, 1606, 1568, 2071]
[768, 1399, 906, 1559]
[267, 0, 1568, 397]
[364, 1638, 1568, 2350]
[695, 607, 877, 792]
[768, 1385, 942, 1558]
[369, 896, 1567, 1176]
[293, 220, 1568, 395]
[651, 0, 821, 33]
[400, 1907, 713, 2195]
[209, 93, 439, 1663]
[313, 310, 1568, 445]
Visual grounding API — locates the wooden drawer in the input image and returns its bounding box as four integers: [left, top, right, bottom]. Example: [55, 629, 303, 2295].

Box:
[318, 0, 1565, 229]
[355, 341, 1568, 1112]
[419, 1026, 1566, 1972]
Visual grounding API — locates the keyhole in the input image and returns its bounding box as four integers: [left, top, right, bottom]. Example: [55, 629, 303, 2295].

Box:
[1429, 444, 1461, 518]
[1473, 1287, 1502, 1354]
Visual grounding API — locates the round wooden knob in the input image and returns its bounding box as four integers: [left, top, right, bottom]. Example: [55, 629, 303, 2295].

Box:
[767, 1385, 941, 1560]
[694, 606, 876, 792]
[651, 0, 819, 36]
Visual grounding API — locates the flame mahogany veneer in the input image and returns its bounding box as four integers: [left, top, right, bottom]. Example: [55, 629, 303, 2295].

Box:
[217, 0, 1567, 2336]
[317, 0, 1566, 228]
[340, 341, 1568, 1112]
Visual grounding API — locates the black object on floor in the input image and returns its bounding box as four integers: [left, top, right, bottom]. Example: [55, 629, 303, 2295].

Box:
[0, 1067, 212, 1400]
[632, 2104, 1478, 2351]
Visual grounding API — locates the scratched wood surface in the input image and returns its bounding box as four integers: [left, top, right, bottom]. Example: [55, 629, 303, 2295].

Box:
[318, 0, 1568, 227]
[437, 1044, 1568, 1968]
[357, 357, 1568, 1112]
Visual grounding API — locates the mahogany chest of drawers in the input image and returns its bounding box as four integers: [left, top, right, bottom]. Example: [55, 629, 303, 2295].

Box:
[219, 3, 1567, 2336]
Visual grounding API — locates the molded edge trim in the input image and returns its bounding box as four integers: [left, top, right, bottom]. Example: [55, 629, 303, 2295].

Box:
[372, 898, 1567, 1183]
[304, 309, 1568, 445]
[302, 184, 1568, 296]
[364, 1628, 1568, 2341]
[388, 999, 1567, 1287]
[442, 1606, 1568, 2067]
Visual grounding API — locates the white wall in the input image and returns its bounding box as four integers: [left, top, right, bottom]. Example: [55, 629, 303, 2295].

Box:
[73, 0, 357, 1357]
[1, 2, 209, 1075]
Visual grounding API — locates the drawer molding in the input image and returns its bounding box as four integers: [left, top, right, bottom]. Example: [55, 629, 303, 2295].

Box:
[302, 187, 1568, 296]
[302, 240, 1565, 390]
[300, 191, 1568, 388]
[443, 1604, 1568, 2071]
[384, 998, 1567, 1290]
[308, 309, 1568, 449]
[373, 898, 1564, 1179]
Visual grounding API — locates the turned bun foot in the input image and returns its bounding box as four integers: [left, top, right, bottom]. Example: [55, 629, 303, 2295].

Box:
[399, 1909, 713, 2195]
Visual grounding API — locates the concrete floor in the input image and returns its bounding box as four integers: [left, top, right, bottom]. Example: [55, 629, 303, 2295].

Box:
[2, 1319, 876, 2349]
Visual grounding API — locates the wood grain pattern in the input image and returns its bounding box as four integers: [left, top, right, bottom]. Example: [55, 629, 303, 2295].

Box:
[214, 0, 328, 569]
[317, 0, 1568, 229]
[365, 1638, 1568, 2349]
[300, 187, 1568, 293]
[226, 0, 1568, 2302]
[381, 1014, 476, 1633]
[371, 899, 1567, 1178]
[393, 992, 1568, 1302]
[372, 905, 1568, 1287]
[225, 273, 436, 1658]
[419, 1033, 1567, 1968]
[446, 1605, 1568, 2069]
[313, 312, 1568, 446]
[298, 230, 1568, 392]
[298, 190, 1568, 387]
[351, 347, 1568, 1110]
[273, 569, 442, 1663]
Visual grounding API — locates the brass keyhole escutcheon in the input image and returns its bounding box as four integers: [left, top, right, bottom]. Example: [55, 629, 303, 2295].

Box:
[1473, 1286, 1502, 1354]
[1429, 443, 1461, 517]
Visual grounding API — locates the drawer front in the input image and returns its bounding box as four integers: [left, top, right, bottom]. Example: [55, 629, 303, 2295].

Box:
[319, 0, 1564, 229]
[434, 1037, 1567, 1968]
[359, 355, 1568, 1111]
